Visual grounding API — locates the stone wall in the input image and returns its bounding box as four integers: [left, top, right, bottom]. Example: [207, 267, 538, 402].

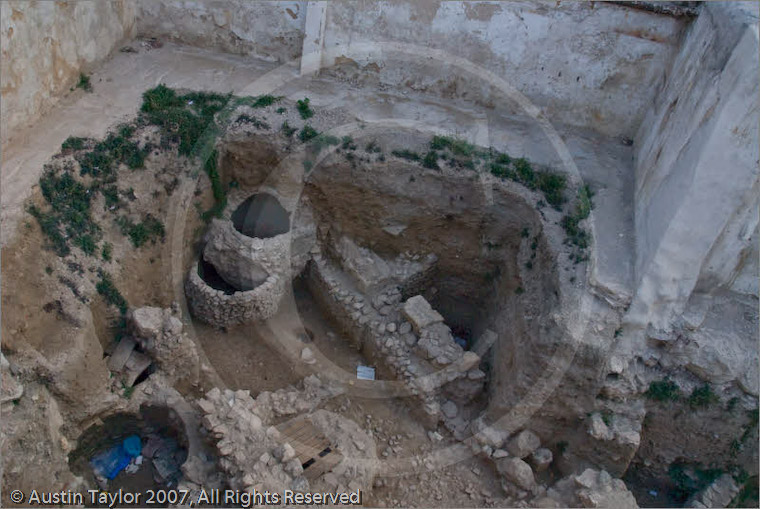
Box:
[629, 2, 759, 331]
[306, 252, 484, 430]
[185, 260, 285, 328]
[134, 0, 307, 62]
[0, 1, 136, 148]
[317, 0, 685, 138]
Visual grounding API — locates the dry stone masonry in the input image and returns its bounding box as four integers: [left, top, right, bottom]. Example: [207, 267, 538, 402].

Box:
[307, 242, 485, 429]
[194, 377, 376, 494]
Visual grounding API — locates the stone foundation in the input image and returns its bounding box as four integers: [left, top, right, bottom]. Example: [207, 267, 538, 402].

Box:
[306, 249, 485, 429]
[185, 261, 285, 327]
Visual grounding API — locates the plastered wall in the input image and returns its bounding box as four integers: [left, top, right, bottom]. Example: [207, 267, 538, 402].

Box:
[1, 1, 136, 147]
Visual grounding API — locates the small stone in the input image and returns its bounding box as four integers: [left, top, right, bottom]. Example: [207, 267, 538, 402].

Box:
[507, 429, 541, 459]
[529, 448, 553, 472]
[588, 413, 613, 441]
[441, 400, 458, 419]
[301, 347, 316, 365]
[427, 431, 443, 442]
[497, 457, 535, 491]
[399, 322, 412, 334]
[387, 322, 397, 333]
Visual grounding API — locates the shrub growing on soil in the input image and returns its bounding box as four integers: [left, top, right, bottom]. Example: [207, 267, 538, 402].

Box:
[297, 97, 314, 119]
[645, 378, 681, 402]
[96, 272, 128, 315]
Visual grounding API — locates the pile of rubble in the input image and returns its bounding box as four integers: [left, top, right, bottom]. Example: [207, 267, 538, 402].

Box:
[467, 419, 639, 507]
[198, 386, 305, 492]
[128, 305, 199, 385]
[540, 468, 639, 508]
[195, 376, 376, 493]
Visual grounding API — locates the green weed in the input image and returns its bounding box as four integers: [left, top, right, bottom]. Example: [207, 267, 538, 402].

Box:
[391, 149, 421, 162]
[76, 73, 92, 92]
[299, 125, 320, 142]
[117, 215, 165, 247]
[341, 136, 357, 151]
[101, 242, 113, 262]
[422, 151, 440, 170]
[96, 272, 128, 315]
[688, 384, 718, 408]
[297, 97, 314, 119]
[645, 378, 681, 402]
[61, 136, 89, 151]
[311, 134, 340, 153]
[236, 114, 270, 129]
[281, 121, 297, 137]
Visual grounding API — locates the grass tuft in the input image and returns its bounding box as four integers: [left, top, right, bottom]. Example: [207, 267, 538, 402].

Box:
[76, 73, 92, 92]
[96, 272, 128, 315]
[297, 97, 314, 119]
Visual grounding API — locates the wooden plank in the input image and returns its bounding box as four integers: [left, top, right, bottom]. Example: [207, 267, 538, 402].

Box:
[275, 416, 343, 480]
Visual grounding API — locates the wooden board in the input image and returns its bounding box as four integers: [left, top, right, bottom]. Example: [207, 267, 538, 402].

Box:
[276, 416, 342, 480]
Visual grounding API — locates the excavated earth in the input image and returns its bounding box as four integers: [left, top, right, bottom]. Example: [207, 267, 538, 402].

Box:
[1, 32, 757, 509]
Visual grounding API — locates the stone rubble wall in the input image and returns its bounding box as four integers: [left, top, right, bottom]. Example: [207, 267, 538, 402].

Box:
[306, 252, 485, 429]
[185, 260, 285, 328]
[194, 376, 375, 493]
[128, 306, 200, 386]
[202, 212, 291, 292]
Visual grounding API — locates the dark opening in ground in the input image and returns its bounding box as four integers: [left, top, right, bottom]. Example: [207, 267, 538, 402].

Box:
[198, 257, 238, 295]
[231, 192, 290, 238]
[68, 405, 189, 503]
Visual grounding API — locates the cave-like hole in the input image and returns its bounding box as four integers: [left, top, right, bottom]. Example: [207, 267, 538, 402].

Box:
[198, 257, 238, 295]
[231, 192, 290, 238]
[68, 405, 189, 497]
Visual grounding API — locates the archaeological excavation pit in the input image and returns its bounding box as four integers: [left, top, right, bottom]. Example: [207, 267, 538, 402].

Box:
[3, 2, 758, 508]
[68, 405, 190, 494]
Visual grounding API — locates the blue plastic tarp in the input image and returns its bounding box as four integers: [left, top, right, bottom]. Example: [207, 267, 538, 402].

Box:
[90, 435, 142, 480]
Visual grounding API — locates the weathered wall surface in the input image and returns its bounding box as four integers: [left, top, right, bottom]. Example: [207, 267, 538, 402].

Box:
[319, 0, 685, 138]
[0, 1, 136, 147]
[135, 1, 307, 62]
[629, 2, 759, 331]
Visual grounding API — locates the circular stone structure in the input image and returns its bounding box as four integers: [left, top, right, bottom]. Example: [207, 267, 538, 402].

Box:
[185, 260, 285, 327]
[231, 192, 290, 238]
[185, 191, 292, 327]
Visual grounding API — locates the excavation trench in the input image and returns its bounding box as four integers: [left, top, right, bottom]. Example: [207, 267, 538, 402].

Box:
[190, 132, 564, 435]
[68, 405, 190, 498]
